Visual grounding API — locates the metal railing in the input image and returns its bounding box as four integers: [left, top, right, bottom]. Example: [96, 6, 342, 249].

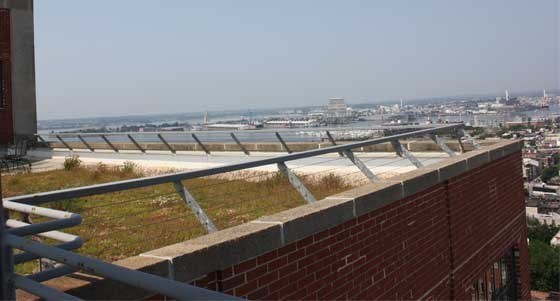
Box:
[1, 123, 476, 300]
[37, 123, 458, 155]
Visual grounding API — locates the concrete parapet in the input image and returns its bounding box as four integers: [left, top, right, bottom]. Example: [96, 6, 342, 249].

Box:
[141, 222, 282, 283]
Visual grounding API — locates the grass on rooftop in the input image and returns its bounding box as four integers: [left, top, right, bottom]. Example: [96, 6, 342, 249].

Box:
[2, 162, 355, 274]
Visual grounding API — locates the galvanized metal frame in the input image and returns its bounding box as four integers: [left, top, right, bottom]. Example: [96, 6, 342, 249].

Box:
[46, 123, 451, 138]
[7, 124, 463, 206]
[127, 134, 145, 153]
[173, 182, 217, 233]
[277, 162, 316, 204]
[325, 131, 379, 182]
[7, 219, 83, 264]
[77, 135, 94, 152]
[5, 234, 240, 301]
[390, 140, 423, 168]
[13, 274, 82, 301]
[275, 132, 292, 153]
[35, 135, 47, 143]
[457, 128, 480, 149]
[55, 135, 73, 151]
[429, 134, 455, 157]
[158, 134, 176, 154]
[100, 135, 119, 153]
[0, 177, 15, 301]
[191, 133, 210, 155]
[230, 133, 250, 156]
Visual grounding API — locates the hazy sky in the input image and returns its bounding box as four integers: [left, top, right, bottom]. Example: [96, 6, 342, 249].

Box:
[35, 0, 559, 120]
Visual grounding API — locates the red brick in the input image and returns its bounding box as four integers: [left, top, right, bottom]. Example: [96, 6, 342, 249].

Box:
[234, 258, 257, 274]
[221, 274, 246, 291]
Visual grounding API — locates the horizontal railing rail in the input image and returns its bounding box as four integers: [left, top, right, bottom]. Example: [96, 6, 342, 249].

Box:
[15, 123, 464, 205]
[41, 123, 446, 138]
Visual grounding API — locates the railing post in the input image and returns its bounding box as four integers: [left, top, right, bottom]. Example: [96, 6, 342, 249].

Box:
[55, 135, 73, 151]
[275, 132, 292, 153]
[157, 134, 176, 154]
[277, 162, 316, 204]
[191, 134, 210, 155]
[326, 131, 379, 182]
[457, 128, 480, 150]
[230, 133, 250, 156]
[100, 135, 119, 153]
[35, 135, 46, 144]
[429, 134, 455, 157]
[127, 135, 145, 153]
[173, 182, 217, 233]
[77, 135, 95, 152]
[0, 175, 15, 300]
[391, 140, 423, 168]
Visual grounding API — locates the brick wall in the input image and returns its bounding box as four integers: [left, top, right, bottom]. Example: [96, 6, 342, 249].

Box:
[186, 150, 530, 299]
[0, 8, 13, 144]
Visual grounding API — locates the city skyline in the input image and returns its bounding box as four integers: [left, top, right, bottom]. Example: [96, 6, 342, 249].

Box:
[35, 0, 559, 119]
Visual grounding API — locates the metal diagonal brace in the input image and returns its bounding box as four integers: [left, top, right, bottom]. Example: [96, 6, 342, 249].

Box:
[326, 131, 379, 182]
[127, 135, 145, 153]
[191, 134, 210, 155]
[391, 140, 423, 168]
[35, 135, 46, 143]
[55, 135, 73, 151]
[158, 134, 176, 154]
[100, 135, 119, 153]
[77, 135, 94, 152]
[275, 132, 292, 153]
[230, 133, 249, 156]
[429, 134, 455, 157]
[277, 162, 316, 204]
[173, 182, 217, 233]
[342, 150, 380, 182]
[457, 128, 480, 150]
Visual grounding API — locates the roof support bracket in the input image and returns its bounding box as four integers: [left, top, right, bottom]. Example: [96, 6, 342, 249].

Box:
[55, 135, 73, 151]
[127, 135, 145, 153]
[173, 181, 217, 233]
[429, 134, 455, 157]
[391, 140, 423, 168]
[277, 162, 316, 204]
[157, 134, 176, 154]
[326, 131, 379, 182]
[100, 135, 119, 153]
[457, 128, 480, 150]
[77, 135, 94, 152]
[191, 134, 210, 155]
[275, 132, 292, 153]
[230, 133, 249, 156]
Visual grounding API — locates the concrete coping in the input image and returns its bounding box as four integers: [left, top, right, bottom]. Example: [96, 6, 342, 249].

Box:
[38, 139, 522, 299]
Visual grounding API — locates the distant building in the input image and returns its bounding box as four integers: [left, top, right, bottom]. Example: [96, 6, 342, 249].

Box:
[325, 98, 353, 124]
[0, 0, 36, 144]
[529, 182, 560, 197]
[264, 119, 318, 128]
[551, 229, 560, 246]
[523, 158, 541, 181]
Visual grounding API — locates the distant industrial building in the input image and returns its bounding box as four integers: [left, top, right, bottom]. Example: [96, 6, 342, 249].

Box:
[0, 0, 36, 144]
[325, 98, 353, 124]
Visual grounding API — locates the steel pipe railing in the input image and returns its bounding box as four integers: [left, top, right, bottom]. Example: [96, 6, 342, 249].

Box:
[6, 234, 241, 301]
[9, 124, 464, 206]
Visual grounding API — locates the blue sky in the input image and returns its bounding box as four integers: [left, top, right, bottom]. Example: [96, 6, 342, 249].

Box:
[35, 0, 559, 119]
